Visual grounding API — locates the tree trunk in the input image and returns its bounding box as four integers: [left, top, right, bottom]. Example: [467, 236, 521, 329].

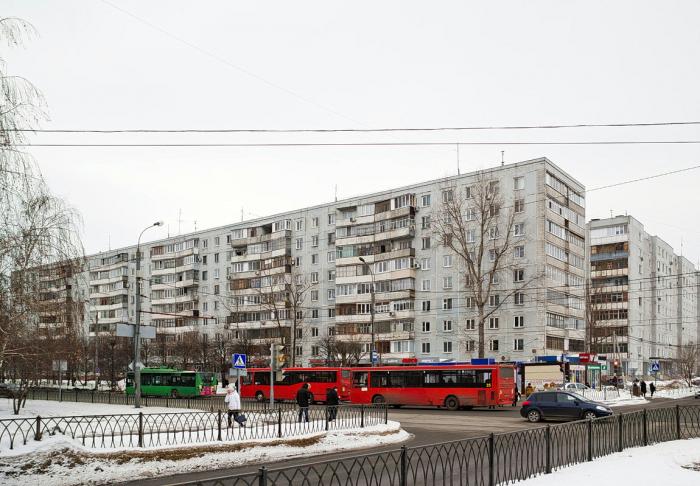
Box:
[478, 306, 486, 358]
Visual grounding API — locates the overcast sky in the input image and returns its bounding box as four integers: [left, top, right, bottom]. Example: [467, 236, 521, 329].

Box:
[4, 1, 700, 264]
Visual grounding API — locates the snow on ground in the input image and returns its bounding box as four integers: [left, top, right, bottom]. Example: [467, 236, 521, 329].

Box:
[654, 386, 699, 399]
[514, 438, 700, 486]
[0, 399, 182, 419]
[0, 420, 409, 486]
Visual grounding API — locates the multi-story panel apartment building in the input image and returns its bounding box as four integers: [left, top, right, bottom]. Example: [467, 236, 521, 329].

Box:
[587, 216, 698, 376]
[68, 157, 587, 368]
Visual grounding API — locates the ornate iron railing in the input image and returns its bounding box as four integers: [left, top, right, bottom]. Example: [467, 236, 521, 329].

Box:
[169, 405, 700, 486]
[0, 404, 387, 451]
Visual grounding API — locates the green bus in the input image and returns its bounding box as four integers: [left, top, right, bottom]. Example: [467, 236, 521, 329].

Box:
[125, 367, 218, 398]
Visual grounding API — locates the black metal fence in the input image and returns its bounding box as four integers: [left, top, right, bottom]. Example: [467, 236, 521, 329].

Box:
[0, 404, 388, 451]
[24, 388, 272, 412]
[170, 405, 700, 486]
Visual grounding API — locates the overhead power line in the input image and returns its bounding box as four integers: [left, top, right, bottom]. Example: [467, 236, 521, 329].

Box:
[587, 165, 700, 191]
[11, 120, 700, 134]
[17, 140, 700, 148]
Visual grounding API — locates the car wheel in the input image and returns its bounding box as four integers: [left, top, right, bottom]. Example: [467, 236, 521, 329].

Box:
[583, 411, 597, 420]
[527, 409, 542, 423]
[372, 394, 386, 405]
[445, 396, 460, 411]
[255, 391, 265, 402]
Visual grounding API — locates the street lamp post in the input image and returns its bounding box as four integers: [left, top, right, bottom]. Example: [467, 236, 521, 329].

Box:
[134, 221, 163, 408]
[359, 257, 376, 367]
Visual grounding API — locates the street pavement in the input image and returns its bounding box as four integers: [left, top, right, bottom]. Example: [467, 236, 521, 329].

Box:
[126, 396, 698, 486]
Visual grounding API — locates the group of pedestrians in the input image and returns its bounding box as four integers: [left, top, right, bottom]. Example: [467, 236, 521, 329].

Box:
[633, 379, 656, 398]
[222, 382, 341, 427]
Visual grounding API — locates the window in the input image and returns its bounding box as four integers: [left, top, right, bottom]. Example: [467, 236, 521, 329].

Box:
[422, 237, 431, 249]
[296, 220, 303, 231]
[443, 320, 453, 332]
[489, 295, 500, 307]
[489, 317, 499, 329]
[513, 269, 524, 282]
[213, 268, 220, 279]
[514, 176, 525, 190]
[466, 207, 476, 221]
[514, 246, 525, 258]
[514, 199, 525, 213]
[443, 276, 453, 289]
[466, 229, 476, 243]
[442, 255, 453, 267]
[513, 339, 524, 351]
[421, 321, 431, 333]
[489, 339, 499, 351]
[311, 217, 319, 228]
[310, 272, 319, 283]
[514, 223, 525, 236]
[514, 292, 525, 305]
[442, 189, 453, 203]
[214, 284, 220, 295]
[422, 301, 431, 311]
[214, 236, 220, 246]
[311, 290, 319, 301]
[296, 346, 303, 357]
[443, 341, 453, 353]
[489, 226, 499, 239]
[421, 194, 431, 207]
[202, 239, 208, 249]
[311, 235, 318, 247]
[327, 288, 335, 300]
[421, 342, 431, 354]
[489, 249, 496, 261]
[491, 273, 500, 284]
[465, 340, 475, 352]
[328, 270, 336, 281]
[203, 302, 208, 312]
[327, 251, 336, 263]
[214, 253, 219, 263]
[311, 327, 319, 337]
[421, 279, 431, 291]
[465, 186, 473, 198]
[214, 301, 219, 311]
[421, 257, 431, 270]
[442, 298, 453, 310]
[328, 309, 336, 318]
[202, 255, 208, 265]
[202, 271, 208, 281]
[309, 254, 318, 265]
[311, 309, 319, 319]
[514, 315, 524, 328]
[295, 256, 302, 266]
[296, 238, 303, 250]
[465, 319, 475, 330]
[421, 216, 431, 229]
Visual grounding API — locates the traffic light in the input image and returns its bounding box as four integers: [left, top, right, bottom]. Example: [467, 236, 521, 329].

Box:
[612, 359, 621, 375]
[272, 344, 287, 371]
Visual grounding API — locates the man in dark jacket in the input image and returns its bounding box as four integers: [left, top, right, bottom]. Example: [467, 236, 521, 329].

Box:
[326, 386, 340, 421]
[296, 383, 311, 422]
[640, 380, 647, 398]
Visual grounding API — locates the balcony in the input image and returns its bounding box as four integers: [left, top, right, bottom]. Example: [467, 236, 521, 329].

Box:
[590, 251, 629, 262]
[591, 267, 628, 278]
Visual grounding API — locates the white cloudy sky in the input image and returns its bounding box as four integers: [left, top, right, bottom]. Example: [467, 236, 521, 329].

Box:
[4, 1, 700, 263]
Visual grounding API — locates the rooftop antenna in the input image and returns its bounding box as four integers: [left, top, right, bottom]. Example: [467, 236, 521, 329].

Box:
[194, 220, 197, 232]
[335, 184, 338, 202]
[108, 233, 111, 251]
[501, 150, 505, 166]
[457, 144, 461, 175]
[610, 209, 613, 218]
[177, 208, 183, 236]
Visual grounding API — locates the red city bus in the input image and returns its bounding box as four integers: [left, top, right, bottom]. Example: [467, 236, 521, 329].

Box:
[241, 367, 352, 403]
[348, 364, 515, 410]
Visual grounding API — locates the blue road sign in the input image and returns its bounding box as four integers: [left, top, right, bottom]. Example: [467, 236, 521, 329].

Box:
[232, 353, 247, 369]
[650, 361, 660, 373]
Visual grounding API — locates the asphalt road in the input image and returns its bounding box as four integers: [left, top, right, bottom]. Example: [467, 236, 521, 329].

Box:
[125, 396, 699, 486]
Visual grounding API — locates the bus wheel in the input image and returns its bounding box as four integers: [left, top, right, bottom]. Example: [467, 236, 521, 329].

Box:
[372, 395, 386, 405]
[255, 391, 265, 402]
[170, 390, 179, 399]
[445, 396, 459, 411]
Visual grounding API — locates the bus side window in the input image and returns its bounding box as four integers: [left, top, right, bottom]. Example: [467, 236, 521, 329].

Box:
[182, 374, 196, 387]
[152, 374, 162, 386]
[353, 371, 368, 388]
[370, 371, 390, 388]
[242, 374, 253, 385]
[141, 374, 152, 386]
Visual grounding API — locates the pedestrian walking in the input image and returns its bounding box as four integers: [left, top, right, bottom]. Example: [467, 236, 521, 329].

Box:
[224, 385, 245, 428]
[525, 383, 534, 397]
[296, 383, 311, 422]
[326, 386, 339, 421]
[512, 385, 520, 407]
[649, 382, 656, 397]
[640, 380, 647, 398]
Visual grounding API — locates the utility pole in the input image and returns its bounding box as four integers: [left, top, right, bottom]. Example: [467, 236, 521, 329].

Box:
[94, 313, 99, 390]
[134, 221, 162, 408]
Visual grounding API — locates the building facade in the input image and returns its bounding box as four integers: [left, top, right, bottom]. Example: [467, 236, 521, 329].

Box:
[76, 157, 587, 367]
[587, 216, 698, 376]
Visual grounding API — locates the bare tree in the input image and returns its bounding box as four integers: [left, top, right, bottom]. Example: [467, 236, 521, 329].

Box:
[433, 174, 539, 358]
[0, 18, 85, 413]
[317, 335, 365, 366]
[677, 343, 698, 386]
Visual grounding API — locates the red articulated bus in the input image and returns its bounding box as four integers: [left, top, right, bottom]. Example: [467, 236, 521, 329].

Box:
[241, 367, 352, 404]
[348, 364, 516, 410]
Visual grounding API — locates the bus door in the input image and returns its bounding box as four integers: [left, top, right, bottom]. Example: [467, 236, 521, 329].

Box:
[350, 370, 370, 403]
[338, 369, 352, 401]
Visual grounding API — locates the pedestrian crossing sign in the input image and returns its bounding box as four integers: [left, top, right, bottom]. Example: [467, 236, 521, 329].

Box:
[232, 353, 247, 369]
[650, 361, 660, 373]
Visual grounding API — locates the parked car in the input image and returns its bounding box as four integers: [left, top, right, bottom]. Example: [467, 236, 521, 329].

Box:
[520, 391, 613, 422]
[559, 383, 590, 392]
[0, 382, 20, 398]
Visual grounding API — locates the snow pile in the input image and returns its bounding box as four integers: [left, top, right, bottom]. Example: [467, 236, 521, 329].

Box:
[0, 420, 409, 486]
[576, 389, 648, 407]
[0, 399, 180, 419]
[513, 438, 700, 486]
[654, 386, 699, 399]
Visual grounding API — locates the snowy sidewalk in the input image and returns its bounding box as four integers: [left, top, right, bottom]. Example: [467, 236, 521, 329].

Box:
[513, 438, 700, 486]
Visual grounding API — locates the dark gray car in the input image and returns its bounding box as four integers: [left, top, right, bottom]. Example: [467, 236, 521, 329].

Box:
[520, 391, 612, 422]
